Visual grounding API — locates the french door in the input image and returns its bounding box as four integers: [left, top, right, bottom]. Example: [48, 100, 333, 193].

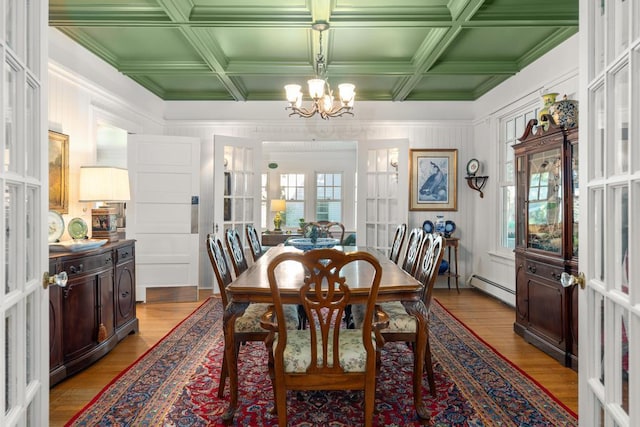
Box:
[356, 139, 409, 254]
[579, 0, 638, 425]
[1, 0, 49, 425]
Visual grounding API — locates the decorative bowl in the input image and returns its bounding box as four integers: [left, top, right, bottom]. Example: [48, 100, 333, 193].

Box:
[287, 238, 340, 251]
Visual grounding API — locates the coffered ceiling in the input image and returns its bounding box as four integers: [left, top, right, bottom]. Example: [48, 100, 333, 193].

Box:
[49, 0, 578, 102]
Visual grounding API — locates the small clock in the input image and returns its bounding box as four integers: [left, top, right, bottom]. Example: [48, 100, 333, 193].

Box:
[466, 158, 480, 176]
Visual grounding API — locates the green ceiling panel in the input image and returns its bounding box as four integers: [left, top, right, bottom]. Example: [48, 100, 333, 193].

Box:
[49, 0, 579, 102]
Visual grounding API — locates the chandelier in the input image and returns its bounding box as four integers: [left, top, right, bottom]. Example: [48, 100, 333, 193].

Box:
[284, 22, 355, 119]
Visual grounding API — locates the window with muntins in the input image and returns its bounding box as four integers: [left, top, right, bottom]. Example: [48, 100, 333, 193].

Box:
[280, 173, 305, 227]
[316, 172, 342, 222]
[500, 107, 538, 250]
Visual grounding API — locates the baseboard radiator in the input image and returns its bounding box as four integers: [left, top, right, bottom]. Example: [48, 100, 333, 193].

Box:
[467, 274, 516, 308]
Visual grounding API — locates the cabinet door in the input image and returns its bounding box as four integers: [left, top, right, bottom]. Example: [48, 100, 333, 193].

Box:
[115, 259, 136, 328]
[62, 276, 98, 360]
[526, 147, 563, 254]
[514, 254, 528, 325]
[526, 275, 565, 348]
[49, 286, 63, 370]
[98, 270, 115, 341]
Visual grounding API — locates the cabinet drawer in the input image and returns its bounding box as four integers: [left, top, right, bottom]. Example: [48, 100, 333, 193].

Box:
[117, 245, 134, 263]
[524, 259, 564, 283]
[62, 252, 113, 277]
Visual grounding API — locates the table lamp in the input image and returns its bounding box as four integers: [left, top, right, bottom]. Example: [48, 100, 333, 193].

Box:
[79, 166, 131, 242]
[270, 199, 286, 233]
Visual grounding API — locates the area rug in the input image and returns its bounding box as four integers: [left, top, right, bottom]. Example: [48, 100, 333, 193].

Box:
[66, 297, 577, 426]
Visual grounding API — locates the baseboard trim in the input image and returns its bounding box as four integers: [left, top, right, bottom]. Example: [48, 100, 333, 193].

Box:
[145, 286, 198, 303]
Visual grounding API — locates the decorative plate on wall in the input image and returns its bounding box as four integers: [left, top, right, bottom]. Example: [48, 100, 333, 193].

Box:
[466, 158, 480, 176]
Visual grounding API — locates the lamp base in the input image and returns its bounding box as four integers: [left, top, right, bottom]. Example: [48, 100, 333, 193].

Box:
[91, 207, 119, 242]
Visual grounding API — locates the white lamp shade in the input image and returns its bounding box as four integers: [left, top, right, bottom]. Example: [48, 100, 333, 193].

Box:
[78, 166, 131, 202]
[307, 79, 326, 99]
[270, 199, 286, 212]
[338, 83, 355, 105]
[285, 84, 302, 103]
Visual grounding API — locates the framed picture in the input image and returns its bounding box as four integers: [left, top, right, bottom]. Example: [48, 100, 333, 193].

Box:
[48, 131, 69, 214]
[409, 148, 457, 211]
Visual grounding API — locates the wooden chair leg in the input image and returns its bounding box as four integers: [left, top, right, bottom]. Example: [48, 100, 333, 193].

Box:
[424, 335, 436, 396]
[218, 351, 228, 398]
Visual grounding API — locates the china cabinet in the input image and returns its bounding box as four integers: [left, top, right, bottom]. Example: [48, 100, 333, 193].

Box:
[49, 240, 139, 386]
[513, 116, 579, 369]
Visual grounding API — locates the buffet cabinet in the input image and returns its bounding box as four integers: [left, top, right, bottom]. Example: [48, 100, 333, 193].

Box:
[49, 240, 138, 386]
[513, 116, 579, 369]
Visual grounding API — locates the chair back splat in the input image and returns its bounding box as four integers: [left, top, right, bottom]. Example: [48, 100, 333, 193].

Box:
[225, 228, 249, 276]
[401, 227, 425, 277]
[245, 224, 264, 262]
[305, 221, 346, 244]
[261, 248, 387, 427]
[389, 223, 407, 264]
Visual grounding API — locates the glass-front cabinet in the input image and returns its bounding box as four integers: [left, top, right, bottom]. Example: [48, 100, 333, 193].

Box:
[513, 115, 579, 369]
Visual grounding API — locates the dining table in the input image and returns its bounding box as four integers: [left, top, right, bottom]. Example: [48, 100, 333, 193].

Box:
[221, 244, 431, 422]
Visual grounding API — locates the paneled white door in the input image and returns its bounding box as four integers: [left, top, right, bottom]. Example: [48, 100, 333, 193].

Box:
[1, 0, 49, 425]
[127, 135, 201, 301]
[356, 139, 409, 254]
[578, 0, 638, 425]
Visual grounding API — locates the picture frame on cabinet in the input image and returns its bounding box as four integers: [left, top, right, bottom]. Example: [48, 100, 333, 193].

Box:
[409, 148, 457, 211]
[48, 130, 70, 214]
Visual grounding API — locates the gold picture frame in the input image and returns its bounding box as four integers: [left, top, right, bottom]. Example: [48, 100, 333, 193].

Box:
[409, 148, 457, 211]
[49, 131, 69, 214]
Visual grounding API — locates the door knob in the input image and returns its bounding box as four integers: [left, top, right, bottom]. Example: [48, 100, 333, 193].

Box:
[42, 271, 68, 289]
[560, 272, 585, 289]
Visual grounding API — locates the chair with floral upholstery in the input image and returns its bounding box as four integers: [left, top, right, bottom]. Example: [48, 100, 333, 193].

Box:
[207, 233, 299, 397]
[260, 249, 388, 427]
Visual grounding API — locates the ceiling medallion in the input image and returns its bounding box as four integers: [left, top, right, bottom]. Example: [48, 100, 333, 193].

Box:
[284, 22, 355, 120]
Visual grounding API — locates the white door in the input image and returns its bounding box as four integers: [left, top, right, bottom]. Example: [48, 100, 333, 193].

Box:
[1, 0, 49, 425]
[578, 0, 638, 425]
[127, 135, 201, 301]
[210, 135, 261, 288]
[356, 139, 409, 253]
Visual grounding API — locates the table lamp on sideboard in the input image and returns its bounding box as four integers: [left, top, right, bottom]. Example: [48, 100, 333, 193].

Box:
[79, 166, 131, 242]
[270, 199, 286, 233]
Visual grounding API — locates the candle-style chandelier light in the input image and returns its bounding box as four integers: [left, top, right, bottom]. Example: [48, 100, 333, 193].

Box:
[284, 21, 355, 119]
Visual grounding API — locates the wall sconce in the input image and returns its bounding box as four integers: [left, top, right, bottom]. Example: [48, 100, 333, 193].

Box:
[78, 166, 131, 242]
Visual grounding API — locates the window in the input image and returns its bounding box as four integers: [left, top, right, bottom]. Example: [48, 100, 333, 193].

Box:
[500, 107, 538, 250]
[316, 172, 342, 222]
[280, 173, 305, 227]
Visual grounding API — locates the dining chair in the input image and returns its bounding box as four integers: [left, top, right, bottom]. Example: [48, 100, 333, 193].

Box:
[260, 249, 389, 427]
[225, 228, 249, 276]
[245, 224, 264, 262]
[206, 233, 299, 398]
[389, 223, 407, 264]
[380, 233, 444, 395]
[401, 227, 425, 277]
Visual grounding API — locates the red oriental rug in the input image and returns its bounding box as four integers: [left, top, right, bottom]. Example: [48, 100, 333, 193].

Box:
[66, 297, 577, 426]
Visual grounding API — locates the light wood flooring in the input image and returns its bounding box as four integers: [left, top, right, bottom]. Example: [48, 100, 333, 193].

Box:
[49, 288, 578, 425]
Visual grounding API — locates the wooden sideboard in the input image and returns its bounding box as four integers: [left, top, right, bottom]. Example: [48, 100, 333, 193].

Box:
[261, 232, 302, 247]
[49, 240, 139, 386]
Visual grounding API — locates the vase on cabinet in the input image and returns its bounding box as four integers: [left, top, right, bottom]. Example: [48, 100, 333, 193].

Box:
[435, 215, 446, 234]
[539, 92, 559, 126]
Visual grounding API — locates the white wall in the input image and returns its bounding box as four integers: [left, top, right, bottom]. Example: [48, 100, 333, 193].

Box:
[48, 28, 164, 239]
[468, 34, 579, 304]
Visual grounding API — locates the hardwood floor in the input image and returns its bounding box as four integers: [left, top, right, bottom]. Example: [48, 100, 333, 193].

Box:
[49, 288, 578, 425]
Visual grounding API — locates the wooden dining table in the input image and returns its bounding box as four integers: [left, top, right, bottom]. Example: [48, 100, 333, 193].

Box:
[221, 245, 431, 422]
